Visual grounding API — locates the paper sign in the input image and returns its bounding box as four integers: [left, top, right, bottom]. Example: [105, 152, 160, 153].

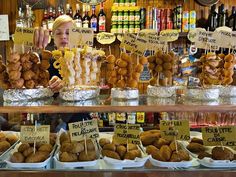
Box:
[146, 35, 167, 49]
[68, 119, 99, 142]
[213, 30, 232, 48]
[13, 27, 34, 45]
[113, 124, 141, 145]
[0, 15, 9, 41]
[134, 35, 147, 56]
[20, 125, 50, 144]
[117, 34, 123, 42]
[202, 126, 236, 147]
[69, 27, 94, 47]
[195, 30, 219, 50]
[160, 120, 190, 141]
[96, 32, 116, 44]
[160, 29, 179, 42]
[120, 33, 137, 52]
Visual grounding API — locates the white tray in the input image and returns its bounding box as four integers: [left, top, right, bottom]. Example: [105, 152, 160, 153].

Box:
[198, 157, 236, 168]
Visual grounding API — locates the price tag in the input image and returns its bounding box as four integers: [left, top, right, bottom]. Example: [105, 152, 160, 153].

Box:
[195, 30, 219, 50]
[213, 30, 232, 48]
[146, 35, 167, 49]
[160, 120, 190, 141]
[133, 35, 147, 56]
[120, 33, 137, 52]
[69, 27, 94, 47]
[68, 119, 99, 142]
[0, 15, 9, 41]
[113, 124, 141, 145]
[20, 125, 50, 144]
[13, 27, 34, 45]
[160, 29, 179, 42]
[96, 32, 116, 44]
[202, 126, 236, 147]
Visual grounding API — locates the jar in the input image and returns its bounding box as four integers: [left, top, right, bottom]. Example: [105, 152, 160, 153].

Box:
[118, 10, 123, 22]
[128, 24, 134, 33]
[134, 23, 140, 33]
[123, 23, 129, 33]
[129, 10, 135, 23]
[117, 24, 123, 33]
[111, 10, 118, 24]
[119, 0, 124, 6]
[124, 0, 130, 6]
[123, 10, 129, 23]
[135, 10, 140, 22]
[130, 0, 136, 6]
[113, 0, 119, 6]
[111, 24, 118, 34]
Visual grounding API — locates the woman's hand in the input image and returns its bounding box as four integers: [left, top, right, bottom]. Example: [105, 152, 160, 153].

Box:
[34, 27, 50, 49]
[49, 76, 64, 93]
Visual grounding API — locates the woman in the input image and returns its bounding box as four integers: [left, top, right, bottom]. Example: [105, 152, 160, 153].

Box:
[34, 15, 74, 93]
[34, 15, 91, 131]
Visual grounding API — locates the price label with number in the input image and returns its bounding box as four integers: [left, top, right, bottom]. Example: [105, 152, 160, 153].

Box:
[69, 27, 94, 47]
[160, 29, 179, 42]
[202, 126, 236, 147]
[96, 32, 116, 44]
[68, 119, 99, 142]
[113, 124, 141, 145]
[13, 27, 34, 45]
[160, 120, 190, 141]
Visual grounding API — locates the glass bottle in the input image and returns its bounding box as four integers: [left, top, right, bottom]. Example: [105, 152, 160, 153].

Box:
[208, 4, 218, 31]
[47, 6, 54, 32]
[42, 8, 48, 29]
[74, 3, 82, 28]
[66, 3, 73, 17]
[229, 6, 236, 30]
[98, 2, 106, 32]
[82, 5, 90, 28]
[16, 7, 24, 28]
[90, 5, 98, 32]
[218, 4, 226, 27]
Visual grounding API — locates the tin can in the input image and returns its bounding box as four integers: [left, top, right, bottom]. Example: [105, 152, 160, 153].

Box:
[129, 10, 135, 22]
[166, 21, 173, 29]
[134, 23, 140, 33]
[112, 10, 118, 24]
[118, 10, 124, 22]
[116, 113, 126, 123]
[123, 10, 129, 23]
[117, 24, 123, 33]
[113, 0, 119, 6]
[127, 112, 136, 124]
[130, 0, 136, 6]
[128, 24, 134, 33]
[123, 23, 129, 33]
[135, 9, 140, 22]
[124, 0, 130, 6]
[119, 0, 124, 6]
[108, 112, 116, 126]
[136, 112, 145, 124]
[111, 24, 118, 33]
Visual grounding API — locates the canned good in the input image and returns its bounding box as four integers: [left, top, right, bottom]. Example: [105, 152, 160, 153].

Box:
[123, 10, 129, 23]
[127, 112, 136, 124]
[123, 23, 129, 33]
[140, 7, 146, 28]
[129, 10, 135, 22]
[112, 10, 118, 23]
[118, 10, 124, 22]
[128, 24, 134, 33]
[136, 112, 145, 124]
[116, 113, 126, 123]
[119, 0, 124, 6]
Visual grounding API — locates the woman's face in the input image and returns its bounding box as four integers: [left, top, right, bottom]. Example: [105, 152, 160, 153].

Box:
[53, 22, 73, 48]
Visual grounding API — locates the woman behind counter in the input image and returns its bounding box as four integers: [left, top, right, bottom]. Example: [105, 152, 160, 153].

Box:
[34, 15, 91, 131]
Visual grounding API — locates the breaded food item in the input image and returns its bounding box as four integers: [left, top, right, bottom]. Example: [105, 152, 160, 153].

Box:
[60, 132, 70, 144]
[124, 149, 141, 160]
[117, 60, 128, 68]
[0, 132, 6, 141]
[135, 64, 144, 73]
[103, 143, 116, 151]
[25, 151, 48, 163]
[9, 52, 21, 63]
[0, 141, 10, 153]
[18, 143, 30, 153]
[81, 139, 95, 151]
[127, 79, 138, 88]
[155, 65, 163, 72]
[118, 68, 128, 75]
[59, 152, 77, 162]
[23, 147, 34, 157]
[149, 77, 157, 86]
[8, 70, 21, 81]
[106, 55, 116, 64]
[107, 63, 115, 70]
[70, 142, 84, 153]
[78, 150, 97, 161]
[41, 50, 52, 60]
[141, 133, 159, 146]
[147, 56, 156, 63]
[30, 52, 40, 64]
[120, 52, 132, 63]
[169, 141, 181, 152]
[6, 134, 18, 145]
[127, 144, 138, 151]
[99, 138, 111, 147]
[10, 152, 25, 163]
[40, 60, 50, 70]
[11, 78, 24, 89]
[152, 150, 166, 161]
[163, 62, 172, 70]
[117, 145, 126, 159]
[170, 151, 182, 162]
[160, 145, 172, 161]
[153, 138, 170, 149]
[22, 70, 35, 81]
[25, 79, 35, 89]
[148, 63, 156, 70]
[38, 144, 53, 153]
[22, 61, 33, 71]
[212, 146, 234, 160]
[178, 149, 190, 161]
[186, 142, 205, 153]
[198, 151, 212, 159]
[190, 137, 203, 145]
[60, 142, 73, 152]
[139, 56, 148, 65]
[7, 61, 21, 71]
[102, 149, 120, 160]
[146, 145, 159, 155]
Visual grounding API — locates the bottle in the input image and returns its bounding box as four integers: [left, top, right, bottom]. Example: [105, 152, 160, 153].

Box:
[25, 4, 33, 28]
[225, 9, 229, 26]
[16, 7, 24, 28]
[98, 2, 106, 32]
[57, 5, 64, 17]
[116, 113, 126, 124]
[229, 6, 236, 30]
[127, 112, 136, 124]
[101, 113, 109, 127]
[208, 4, 218, 31]
[41, 8, 48, 29]
[66, 3, 73, 17]
[82, 5, 90, 28]
[47, 6, 54, 32]
[74, 3, 82, 28]
[90, 5, 98, 32]
[108, 112, 116, 126]
[218, 4, 226, 27]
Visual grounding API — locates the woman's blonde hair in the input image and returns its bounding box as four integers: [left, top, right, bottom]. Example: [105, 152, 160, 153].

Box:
[52, 15, 74, 34]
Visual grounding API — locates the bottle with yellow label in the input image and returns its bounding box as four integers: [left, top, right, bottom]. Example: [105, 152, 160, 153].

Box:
[116, 112, 126, 124]
[136, 112, 145, 126]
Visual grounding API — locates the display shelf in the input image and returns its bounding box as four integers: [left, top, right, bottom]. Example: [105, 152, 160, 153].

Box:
[1, 95, 236, 113]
